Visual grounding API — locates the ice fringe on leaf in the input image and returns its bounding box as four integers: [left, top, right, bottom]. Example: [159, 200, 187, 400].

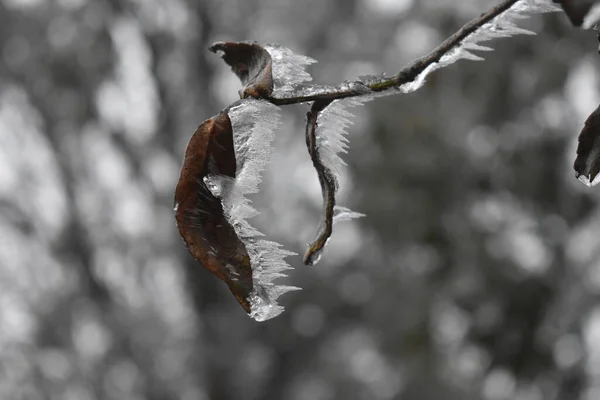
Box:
[264, 44, 318, 98]
[204, 99, 299, 322]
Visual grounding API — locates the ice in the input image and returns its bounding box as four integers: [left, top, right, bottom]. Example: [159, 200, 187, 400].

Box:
[305, 207, 365, 267]
[395, 0, 559, 94]
[263, 44, 375, 100]
[205, 99, 299, 321]
[305, 98, 368, 263]
[264, 44, 319, 98]
[333, 206, 366, 224]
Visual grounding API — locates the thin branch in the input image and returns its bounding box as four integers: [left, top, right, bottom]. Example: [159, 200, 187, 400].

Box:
[304, 99, 334, 265]
[268, 0, 520, 106]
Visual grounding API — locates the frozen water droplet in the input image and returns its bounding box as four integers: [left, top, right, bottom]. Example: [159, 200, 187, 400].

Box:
[394, 0, 560, 95]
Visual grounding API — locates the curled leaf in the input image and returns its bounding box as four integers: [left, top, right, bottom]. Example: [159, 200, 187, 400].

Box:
[175, 111, 254, 312]
[209, 41, 273, 99]
[175, 100, 297, 321]
[553, 0, 600, 27]
[574, 104, 600, 186]
[204, 99, 298, 321]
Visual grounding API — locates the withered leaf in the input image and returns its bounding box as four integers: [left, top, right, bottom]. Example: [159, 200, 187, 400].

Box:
[209, 41, 273, 99]
[553, 0, 600, 27]
[174, 110, 254, 313]
[574, 104, 600, 186]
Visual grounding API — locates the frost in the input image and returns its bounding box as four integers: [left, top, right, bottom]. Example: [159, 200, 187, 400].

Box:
[264, 44, 318, 98]
[333, 206, 366, 224]
[204, 99, 299, 321]
[315, 96, 372, 175]
[395, 0, 559, 94]
[304, 98, 367, 265]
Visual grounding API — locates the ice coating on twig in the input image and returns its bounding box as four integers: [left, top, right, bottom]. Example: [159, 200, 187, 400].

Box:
[264, 44, 319, 98]
[316, 97, 369, 175]
[306, 97, 367, 265]
[204, 99, 298, 321]
[351, 0, 559, 96]
[394, 0, 560, 94]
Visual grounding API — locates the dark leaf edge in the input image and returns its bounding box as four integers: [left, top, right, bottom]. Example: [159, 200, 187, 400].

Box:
[174, 108, 255, 313]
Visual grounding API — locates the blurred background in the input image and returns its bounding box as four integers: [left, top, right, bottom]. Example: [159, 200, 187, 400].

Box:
[1, 0, 600, 399]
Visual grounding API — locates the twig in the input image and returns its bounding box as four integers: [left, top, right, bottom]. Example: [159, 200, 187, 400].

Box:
[269, 0, 520, 106]
[304, 99, 335, 265]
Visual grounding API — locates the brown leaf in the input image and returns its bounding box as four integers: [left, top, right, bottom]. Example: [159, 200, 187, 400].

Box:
[574, 104, 600, 186]
[209, 41, 273, 99]
[554, 0, 600, 27]
[174, 111, 254, 313]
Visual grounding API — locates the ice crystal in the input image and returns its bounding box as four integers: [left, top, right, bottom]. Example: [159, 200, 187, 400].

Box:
[264, 44, 318, 98]
[204, 99, 299, 321]
[311, 98, 367, 244]
[397, 0, 560, 93]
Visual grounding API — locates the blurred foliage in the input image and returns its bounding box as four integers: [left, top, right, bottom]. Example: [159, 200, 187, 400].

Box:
[1, 0, 600, 399]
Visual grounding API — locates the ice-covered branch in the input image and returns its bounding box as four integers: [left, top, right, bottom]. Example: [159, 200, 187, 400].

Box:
[177, 0, 574, 319]
[303, 99, 366, 265]
[264, 0, 559, 106]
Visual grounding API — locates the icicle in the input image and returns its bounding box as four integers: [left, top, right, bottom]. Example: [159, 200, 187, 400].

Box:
[315, 97, 369, 174]
[333, 206, 366, 224]
[205, 99, 299, 321]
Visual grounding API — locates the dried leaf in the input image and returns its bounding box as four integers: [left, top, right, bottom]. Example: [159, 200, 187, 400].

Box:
[174, 110, 255, 313]
[574, 104, 600, 186]
[209, 41, 273, 99]
[204, 99, 298, 321]
[553, 0, 600, 27]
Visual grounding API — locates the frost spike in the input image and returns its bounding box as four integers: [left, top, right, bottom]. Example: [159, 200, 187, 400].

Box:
[303, 99, 366, 266]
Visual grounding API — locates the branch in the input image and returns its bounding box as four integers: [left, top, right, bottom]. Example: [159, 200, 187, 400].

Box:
[268, 0, 521, 106]
[303, 99, 334, 265]
[181, 0, 565, 316]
